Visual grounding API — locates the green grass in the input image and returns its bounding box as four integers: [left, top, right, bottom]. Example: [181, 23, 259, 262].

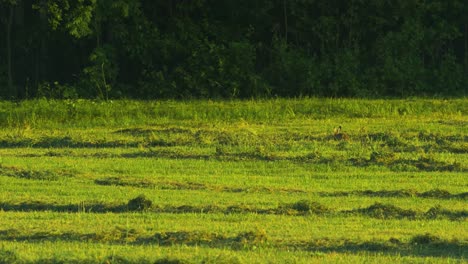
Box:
[0, 98, 467, 263]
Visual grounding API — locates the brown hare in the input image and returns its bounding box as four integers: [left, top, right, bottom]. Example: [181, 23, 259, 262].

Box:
[334, 126, 349, 141]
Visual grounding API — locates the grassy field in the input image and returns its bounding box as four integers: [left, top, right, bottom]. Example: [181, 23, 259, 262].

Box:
[0, 98, 466, 263]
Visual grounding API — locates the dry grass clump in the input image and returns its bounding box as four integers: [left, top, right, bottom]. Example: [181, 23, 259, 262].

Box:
[358, 203, 417, 219]
[127, 194, 153, 211]
[0, 165, 72, 181]
[289, 200, 330, 214]
[95, 177, 155, 188]
[151, 230, 267, 249]
[410, 233, 442, 245]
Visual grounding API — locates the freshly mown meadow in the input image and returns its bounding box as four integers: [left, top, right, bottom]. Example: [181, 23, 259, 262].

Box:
[0, 99, 466, 263]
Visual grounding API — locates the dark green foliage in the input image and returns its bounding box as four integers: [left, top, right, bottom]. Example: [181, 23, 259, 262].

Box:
[0, 0, 467, 99]
[424, 205, 468, 220]
[154, 258, 189, 264]
[95, 177, 155, 188]
[201, 254, 242, 264]
[290, 200, 329, 214]
[320, 189, 468, 200]
[0, 200, 465, 221]
[234, 230, 268, 245]
[359, 203, 417, 219]
[419, 189, 451, 199]
[127, 194, 153, 211]
[153, 231, 223, 246]
[0, 165, 72, 181]
[0, 249, 19, 264]
[102, 255, 135, 264]
[410, 233, 442, 245]
[151, 230, 266, 249]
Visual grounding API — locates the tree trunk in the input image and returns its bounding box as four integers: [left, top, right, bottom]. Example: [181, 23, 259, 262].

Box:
[6, 5, 14, 97]
[283, 0, 288, 43]
[15, 1, 24, 98]
[465, 24, 468, 74]
[39, 7, 47, 87]
[169, 0, 173, 17]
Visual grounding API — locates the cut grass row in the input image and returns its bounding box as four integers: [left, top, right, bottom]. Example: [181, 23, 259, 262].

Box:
[1, 197, 466, 221]
[1, 156, 466, 213]
[2, 211, 464, 241]
[0, 229, 465, 257]
[1, 242, 463, 264]
[1, 210, 466, 262]
[1, 121, 466, 155]
[1, 163, 467, 199]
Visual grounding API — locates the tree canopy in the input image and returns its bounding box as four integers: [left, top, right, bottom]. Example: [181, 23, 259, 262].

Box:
[1, 0, 467, 99]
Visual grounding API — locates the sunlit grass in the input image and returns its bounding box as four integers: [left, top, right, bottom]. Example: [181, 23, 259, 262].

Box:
[0, 98, 466, 263]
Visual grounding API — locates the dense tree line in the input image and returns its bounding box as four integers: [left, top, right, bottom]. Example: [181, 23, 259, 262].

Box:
[1, 0, 467, 99]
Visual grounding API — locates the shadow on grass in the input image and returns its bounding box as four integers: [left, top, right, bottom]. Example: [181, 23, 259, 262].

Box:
[94, 176, 304, 194]
[93, 176, 467, 201]
[348, 202, 467, 221]
[94, 177, 157, 188]
[0, 165, 74, 181]
[289, 235, 467, 259]
[0, 229, 466, 260]
[0, 228, 268, 251]
[0, 137, 137, 148]
[319, 189, 468, 200]
[349, 155, 467, 172]
[114, 127, 192, 136]
[0, 200, 466, 221]
[0, 201, 127, 213]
